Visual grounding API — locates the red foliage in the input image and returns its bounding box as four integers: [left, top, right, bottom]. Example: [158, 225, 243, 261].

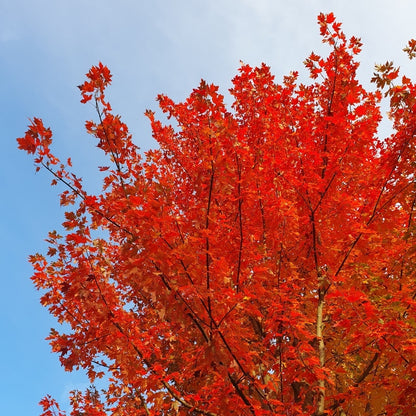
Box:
[19, 14, 416, 416]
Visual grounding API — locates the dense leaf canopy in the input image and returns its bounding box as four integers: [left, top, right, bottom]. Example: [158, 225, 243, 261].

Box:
[19, 13, 416, 416]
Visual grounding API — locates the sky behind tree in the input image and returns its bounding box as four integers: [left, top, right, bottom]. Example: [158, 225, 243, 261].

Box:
[2, 1, 416, 414]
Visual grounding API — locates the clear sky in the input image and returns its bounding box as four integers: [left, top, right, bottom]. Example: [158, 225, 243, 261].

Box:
[2, 1, 416, 414]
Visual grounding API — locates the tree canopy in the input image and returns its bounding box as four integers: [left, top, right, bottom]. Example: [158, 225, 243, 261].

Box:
[19, 13, 416, 416]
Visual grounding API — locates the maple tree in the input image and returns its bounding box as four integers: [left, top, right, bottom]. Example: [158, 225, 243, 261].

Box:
[18, 13, 416, 416]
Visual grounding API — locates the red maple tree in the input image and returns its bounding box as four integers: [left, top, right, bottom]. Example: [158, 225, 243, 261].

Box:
[19, 13, 416, 416]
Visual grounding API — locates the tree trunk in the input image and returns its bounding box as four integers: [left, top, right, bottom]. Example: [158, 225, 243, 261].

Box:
[316, 289, 326, 415]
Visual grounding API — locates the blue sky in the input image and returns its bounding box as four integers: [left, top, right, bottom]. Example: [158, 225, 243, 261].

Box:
[2, 1, 416, 414]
